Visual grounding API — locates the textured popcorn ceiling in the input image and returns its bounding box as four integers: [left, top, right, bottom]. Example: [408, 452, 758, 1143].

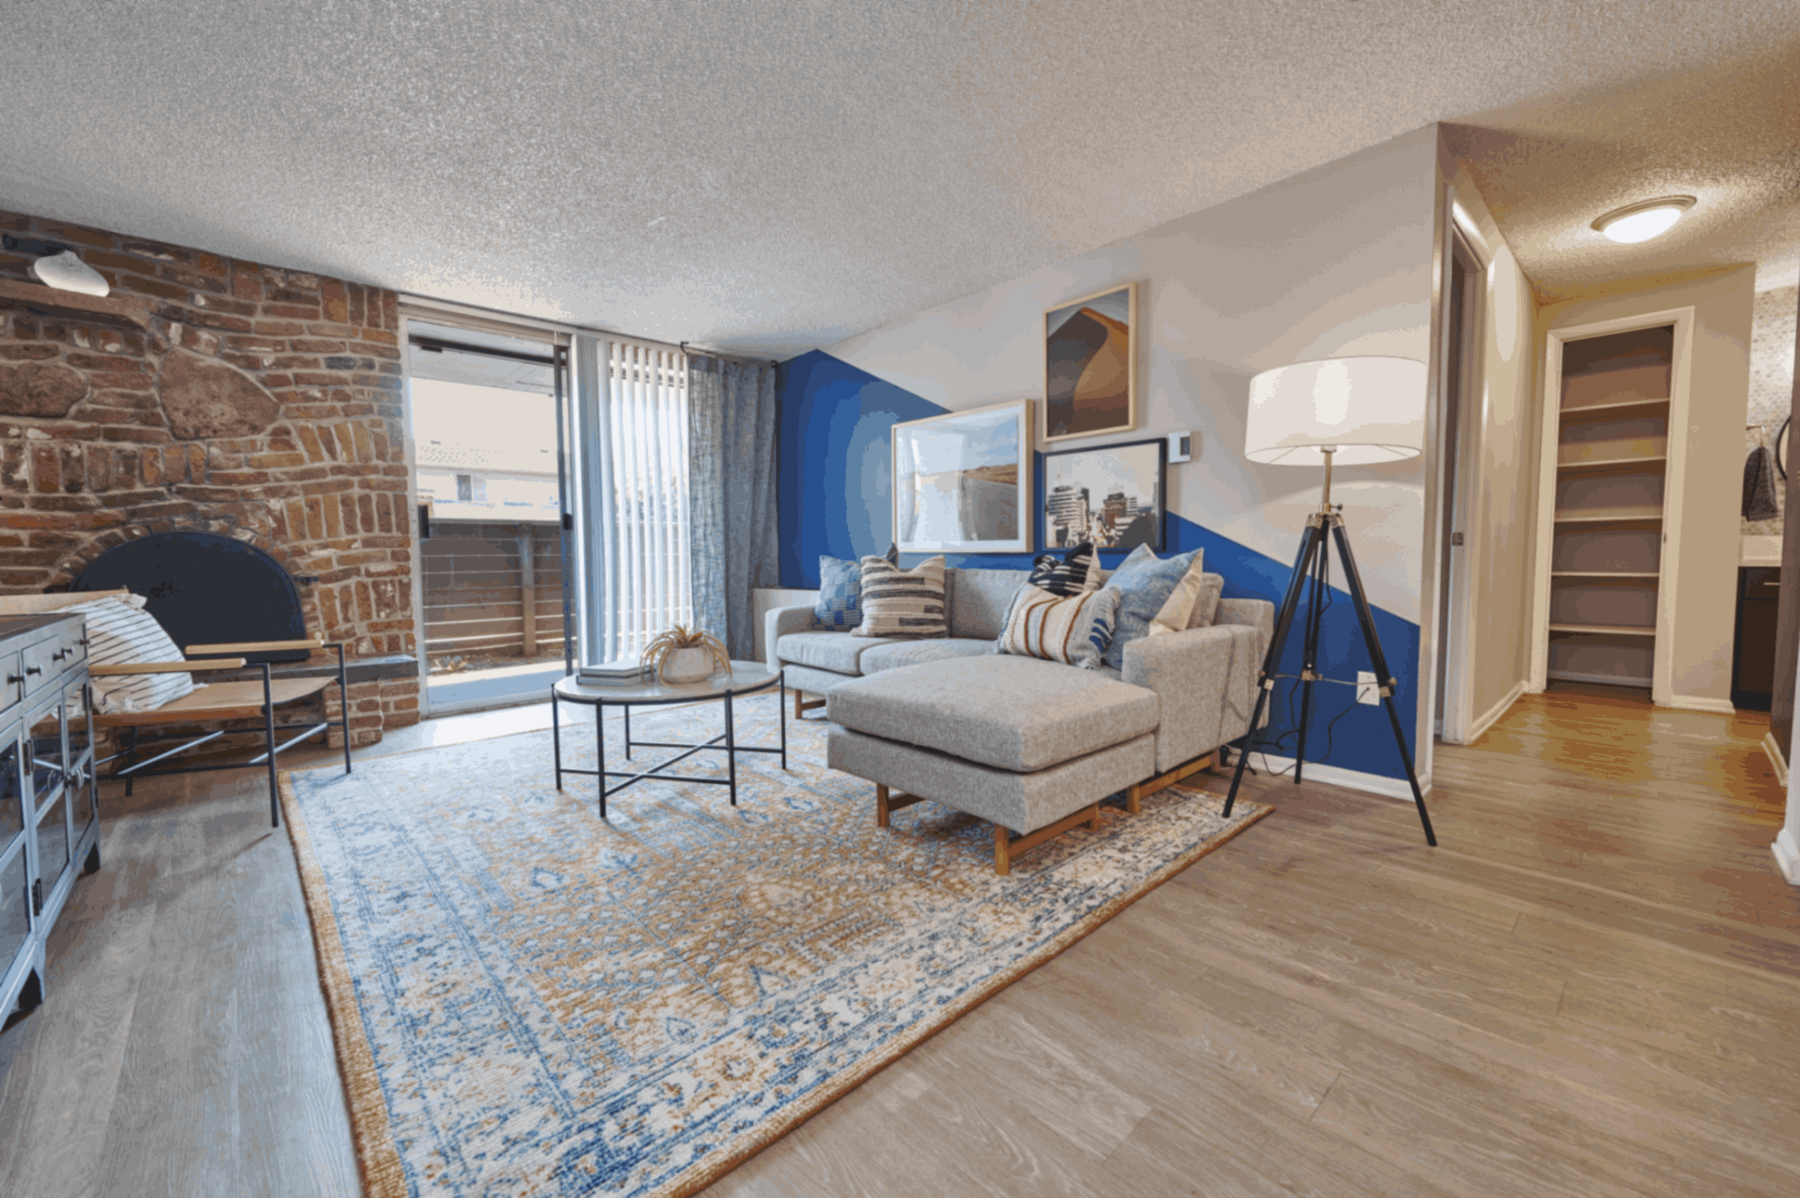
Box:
[2, 2, 1798, 356]
[1443, 35, 1800, 303]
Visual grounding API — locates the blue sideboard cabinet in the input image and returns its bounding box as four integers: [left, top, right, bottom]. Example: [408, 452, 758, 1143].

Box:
[1, 612, 101, 1025]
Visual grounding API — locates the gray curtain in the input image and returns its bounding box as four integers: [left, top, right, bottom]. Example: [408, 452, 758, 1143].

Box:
[689, 356, 779, 661]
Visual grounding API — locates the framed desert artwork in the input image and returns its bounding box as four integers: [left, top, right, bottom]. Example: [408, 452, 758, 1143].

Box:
[1043, 281, 1137, 443]
[892, 399, 1032, 554]
[1041, 436, 1165, 553]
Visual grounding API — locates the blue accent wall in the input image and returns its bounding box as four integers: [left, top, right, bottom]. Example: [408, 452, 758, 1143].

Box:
[778, 350, 1419, 780]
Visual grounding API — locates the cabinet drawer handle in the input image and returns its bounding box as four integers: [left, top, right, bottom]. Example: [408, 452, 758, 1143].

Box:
[24, 666, 42, 677]
[6, 675, 20, 686]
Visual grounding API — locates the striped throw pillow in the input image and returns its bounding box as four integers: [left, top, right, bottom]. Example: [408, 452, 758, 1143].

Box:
[853, 555, 948, 638]
[997, 584, 1121, 669]
[63, 595, 196, 713]
[1027, 542, 1099, 597]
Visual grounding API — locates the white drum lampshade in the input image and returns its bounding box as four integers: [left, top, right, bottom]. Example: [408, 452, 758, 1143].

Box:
[1244, 356, 1427, 466]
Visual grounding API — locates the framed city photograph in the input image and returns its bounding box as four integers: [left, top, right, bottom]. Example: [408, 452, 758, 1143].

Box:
[1043, 281, 1137, 443]
[892, 399, 1032, 553]
[1041, 436, 1165, 552]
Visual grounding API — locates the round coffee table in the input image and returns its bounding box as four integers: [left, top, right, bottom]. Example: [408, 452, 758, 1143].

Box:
[550, 661, 786, 818]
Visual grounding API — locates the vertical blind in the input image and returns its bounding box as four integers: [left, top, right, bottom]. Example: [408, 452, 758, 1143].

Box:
[582, 339, 694, 662]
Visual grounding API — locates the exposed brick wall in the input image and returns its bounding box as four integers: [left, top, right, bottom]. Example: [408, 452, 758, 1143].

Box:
[0, 208, 421, 741]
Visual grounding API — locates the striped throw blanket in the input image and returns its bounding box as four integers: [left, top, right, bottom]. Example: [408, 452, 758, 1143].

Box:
[997, 584, 1121, 669]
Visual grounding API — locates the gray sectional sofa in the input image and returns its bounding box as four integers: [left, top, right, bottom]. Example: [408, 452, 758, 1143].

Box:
[765, 566, 1273, 794]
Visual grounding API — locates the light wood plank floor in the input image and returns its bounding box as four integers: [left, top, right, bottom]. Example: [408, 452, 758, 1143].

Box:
[2, 686, 1796, 1197]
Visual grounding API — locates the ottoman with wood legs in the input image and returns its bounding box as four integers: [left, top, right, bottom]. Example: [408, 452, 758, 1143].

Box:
[824, 655, 1160, 875]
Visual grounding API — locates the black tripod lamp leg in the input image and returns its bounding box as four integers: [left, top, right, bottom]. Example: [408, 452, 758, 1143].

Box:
[1328, 521, 1438, 846]
[1293, 527, 1332, 786]
[1223, 523, 1324, 819]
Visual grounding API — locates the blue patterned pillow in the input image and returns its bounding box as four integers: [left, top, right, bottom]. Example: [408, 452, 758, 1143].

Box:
[814, 544, 899, 629]
[1102, 544, 1203, 669]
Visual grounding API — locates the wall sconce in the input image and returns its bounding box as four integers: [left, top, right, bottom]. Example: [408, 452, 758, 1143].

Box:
[2, 235, 111, 297]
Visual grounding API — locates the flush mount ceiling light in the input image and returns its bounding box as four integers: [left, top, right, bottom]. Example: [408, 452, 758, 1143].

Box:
[1591, 196, 1696, 244]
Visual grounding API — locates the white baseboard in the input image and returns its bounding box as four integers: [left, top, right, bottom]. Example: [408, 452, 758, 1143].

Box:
[1243, 751, 1426, 801]
[1666, 694, 1737, 715]
[1465, 680, 1527, 744]
[1763, 732, 1788, 787]
[1774, 828, 1800, 886]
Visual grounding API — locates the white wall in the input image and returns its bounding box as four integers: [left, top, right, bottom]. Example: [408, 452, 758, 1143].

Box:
[827, 126, 1440, 622]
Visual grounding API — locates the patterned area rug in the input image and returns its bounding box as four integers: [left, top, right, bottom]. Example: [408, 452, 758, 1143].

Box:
[281, 694, 1271, 1198]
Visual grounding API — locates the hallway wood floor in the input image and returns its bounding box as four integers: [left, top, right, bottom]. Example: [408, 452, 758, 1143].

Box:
[1, 687, 1795, 1197]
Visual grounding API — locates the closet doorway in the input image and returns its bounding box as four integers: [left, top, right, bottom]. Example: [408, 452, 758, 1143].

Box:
[1529, 310, 1694, 703]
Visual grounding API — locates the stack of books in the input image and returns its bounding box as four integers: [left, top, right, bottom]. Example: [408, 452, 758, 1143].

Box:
[577, 658, 651, 687]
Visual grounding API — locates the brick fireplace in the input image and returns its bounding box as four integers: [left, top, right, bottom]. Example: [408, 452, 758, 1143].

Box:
[0, 208, 420, 743]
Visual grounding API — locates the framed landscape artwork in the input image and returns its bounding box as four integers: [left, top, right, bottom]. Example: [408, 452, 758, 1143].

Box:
[892, 400, 1032, 554]
[1043, 281, 1137, 443]
[1041, 436, 1165, 553]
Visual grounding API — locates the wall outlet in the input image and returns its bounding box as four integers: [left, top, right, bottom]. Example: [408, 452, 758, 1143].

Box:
[1356, 671, 1379, 705]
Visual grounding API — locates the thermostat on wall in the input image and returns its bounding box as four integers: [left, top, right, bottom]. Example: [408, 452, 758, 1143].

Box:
[1168, 431, 1193, 463]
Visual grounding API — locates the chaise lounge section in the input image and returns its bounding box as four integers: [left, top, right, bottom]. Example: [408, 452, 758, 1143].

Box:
[767, 565, 1273, 869]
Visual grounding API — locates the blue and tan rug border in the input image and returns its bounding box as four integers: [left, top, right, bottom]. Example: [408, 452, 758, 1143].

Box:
[278, 757, 1273, 1198]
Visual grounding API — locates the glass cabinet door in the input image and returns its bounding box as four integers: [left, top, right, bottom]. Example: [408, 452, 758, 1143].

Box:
[0, 730, 21, 860]
[0, 843, 29, 981]
[65, 682, 95, 840]
[26, 702, 70, 891]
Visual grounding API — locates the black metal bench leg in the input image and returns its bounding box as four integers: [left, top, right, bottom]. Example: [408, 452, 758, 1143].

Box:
[123, 725, 137, 798]
[263, 664, 279, 829]
[336, 642, 351, 776]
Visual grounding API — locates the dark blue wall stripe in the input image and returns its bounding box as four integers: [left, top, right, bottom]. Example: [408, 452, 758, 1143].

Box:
[778, 349, 1419, 779]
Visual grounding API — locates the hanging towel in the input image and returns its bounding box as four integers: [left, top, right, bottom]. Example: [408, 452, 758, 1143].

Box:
[1744, 445, 1781, 520]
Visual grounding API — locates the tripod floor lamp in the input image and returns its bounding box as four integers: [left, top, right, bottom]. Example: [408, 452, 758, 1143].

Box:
[1220, 356, 1437, 846]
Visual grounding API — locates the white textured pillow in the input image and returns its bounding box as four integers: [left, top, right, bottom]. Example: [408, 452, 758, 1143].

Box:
[1149, 549, 1207, 635]
[1187, 573, 1225, 629]
[64, 595, 196, 713]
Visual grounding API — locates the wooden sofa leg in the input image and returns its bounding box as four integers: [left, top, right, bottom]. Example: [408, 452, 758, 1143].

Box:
[876, 783, 924, 828]
[1127, 753, 1216, 812]
[794, 689, 804, 720]
[992, 802, 1103, 876]
[792, 689, 827, 719]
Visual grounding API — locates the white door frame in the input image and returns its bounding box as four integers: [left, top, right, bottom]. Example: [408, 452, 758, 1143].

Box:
[1527, 307, 1695, 703]
[1431, 221, 1485, 745]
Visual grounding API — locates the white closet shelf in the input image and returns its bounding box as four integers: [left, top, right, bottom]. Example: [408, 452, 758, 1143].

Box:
[1547, 622, 1657, 637]
[1558, 396, 1671, 423]
[1552, 506, 1663, 523]
[1550, 571, 1659, 579]
[1555, 454, 1668, 474]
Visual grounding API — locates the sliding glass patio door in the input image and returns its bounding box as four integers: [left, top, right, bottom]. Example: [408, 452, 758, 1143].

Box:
[406, 320, 577, 712]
